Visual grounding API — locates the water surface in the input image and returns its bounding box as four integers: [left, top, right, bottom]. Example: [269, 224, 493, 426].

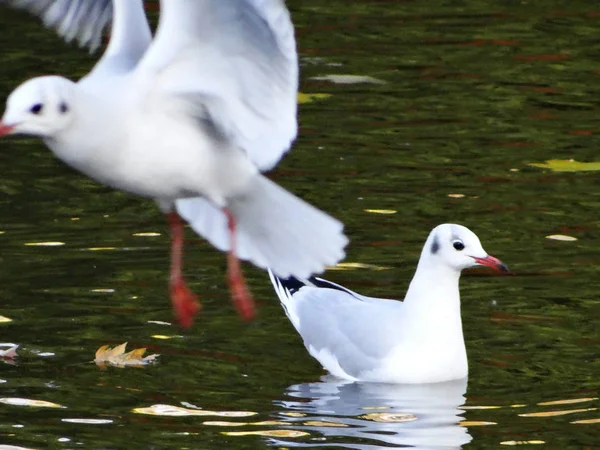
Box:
[0, 1, 599, 448]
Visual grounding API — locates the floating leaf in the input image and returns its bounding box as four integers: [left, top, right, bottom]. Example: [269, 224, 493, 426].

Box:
[0, 316, 12, 323]
[297, 93, 331, 104]
[133, 404, 257, 417]
[94, 342, 159, 368]
[0, 445, 35, 450]
[364, 209, 396, 215]
[545, 235, 577, 242]
[460, 421, 497, 426]
[359, 413, 417, 423]
[538, 397, 597, 406]
[462, 405, 502, 410]
[529, 159, 600, 172]
[448, 193, 466, 198]
[0, 345, 18, 359]
[223, 430, 309, 438]
[572, 418, 600, 424]
[303, 420, 348, 427]
[0, 397, 64, 408]
[203, 420, 286, 427]
[519, 407, 596, 417]
[311, 74, 386, 85]
[280, 412, 306, 418]
[61, 418, 113, 424]
[24, 242, 65, 246]
[330, 262, 391, 271]
[500, 441, 545, 446]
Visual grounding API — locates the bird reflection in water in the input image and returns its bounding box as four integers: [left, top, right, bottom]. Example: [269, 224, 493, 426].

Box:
[269, 376, 471, 449]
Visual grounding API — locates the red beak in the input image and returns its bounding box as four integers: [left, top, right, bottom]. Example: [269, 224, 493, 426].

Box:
[0, 122, 15, 136]
[471, 255, 509, 273]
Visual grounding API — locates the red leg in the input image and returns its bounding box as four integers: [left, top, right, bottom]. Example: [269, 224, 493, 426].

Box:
[167, 212, 200, 328]
[223, 208, 255, 320]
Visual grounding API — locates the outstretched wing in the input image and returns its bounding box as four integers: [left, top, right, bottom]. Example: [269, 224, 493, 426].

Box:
[2, 0, 152, 77]
[1, 0, 113, 51]
[136, 0, 298, 171]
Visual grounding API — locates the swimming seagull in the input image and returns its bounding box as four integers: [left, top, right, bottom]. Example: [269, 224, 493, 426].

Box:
[269, 224, 509, 384]
[0, 0, 348, 327]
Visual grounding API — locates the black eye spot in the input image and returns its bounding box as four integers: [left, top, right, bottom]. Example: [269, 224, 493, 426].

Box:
[59, 102, 69, 114]
[453, 240, 465, 251]
[30, 103, 43, 115]
[430, 236, 440, 255]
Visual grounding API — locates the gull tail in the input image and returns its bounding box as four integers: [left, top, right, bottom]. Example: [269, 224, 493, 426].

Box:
[228, 175, 347, 277]
[268, 269, 304, 329]
[176, 175, 348, 278]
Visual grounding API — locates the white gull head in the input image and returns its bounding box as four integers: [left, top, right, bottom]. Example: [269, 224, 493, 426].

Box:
[417, 223, 508, 274]
[0, 76, 76, 138]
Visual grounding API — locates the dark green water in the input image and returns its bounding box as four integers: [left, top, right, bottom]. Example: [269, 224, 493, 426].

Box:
[0, 1, 599, 448]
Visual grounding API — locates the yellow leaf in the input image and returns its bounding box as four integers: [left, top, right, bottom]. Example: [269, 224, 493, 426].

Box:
[223, 430, 309, 438]
[572, 417, 600, 424]
[364, 209, 397, 214]
[133, 404, 257, 417]
[359, 413, 417, 423]
[0, 397, 64, 408]
[94, 342, 159, 368]
[460, 421, 497, 426]
[297, 93, 331, 104]
[329, 262, 391, 271]
[303, 420, 348, 427]
[519, 407, 596, 417]
[545, 234, 577, 242]
[538, 397, 597, 406]
[529, 159, 600, 172]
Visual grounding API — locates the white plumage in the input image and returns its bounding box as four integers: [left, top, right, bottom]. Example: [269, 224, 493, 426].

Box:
[269, 224, 509, 384]
[0, 0, 348, 326]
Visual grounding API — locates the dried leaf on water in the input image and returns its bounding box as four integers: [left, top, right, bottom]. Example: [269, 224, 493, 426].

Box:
[545, 234, 577, 242]
[329, 262, 391, 271]
[359, 412, 417, 423]
[529, 159, 600, 172]
[460, 421, 497, 426]
[94, 342, 159, 368]
[311, 74, 386, 85]
[571, 417, 600, 424]
[538, 397, 597, 406]
[223, 430, 310, 438]
[133, 404, 257, 417]
[0, 397, 64, 408]
[297, 93, 332, 104]
[519, 407, 596, 417]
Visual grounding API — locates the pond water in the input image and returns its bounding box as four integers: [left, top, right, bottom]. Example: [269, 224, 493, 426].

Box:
[0, 0, 599, 448]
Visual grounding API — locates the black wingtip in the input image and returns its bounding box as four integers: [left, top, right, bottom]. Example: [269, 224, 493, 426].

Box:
[275, 275, 307, 295]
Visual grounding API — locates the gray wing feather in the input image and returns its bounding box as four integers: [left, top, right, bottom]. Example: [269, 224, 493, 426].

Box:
[1, 0, 112, 51]
[137, 0, 298, 171]
[290, 287, 405, 378]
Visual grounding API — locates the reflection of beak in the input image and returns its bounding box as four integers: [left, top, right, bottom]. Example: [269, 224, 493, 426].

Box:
[471, 255, 510, 273]
[0, 122, 15, 137]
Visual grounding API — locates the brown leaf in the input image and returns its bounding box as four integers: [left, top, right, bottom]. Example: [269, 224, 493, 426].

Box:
[94, 342, 159, 368]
